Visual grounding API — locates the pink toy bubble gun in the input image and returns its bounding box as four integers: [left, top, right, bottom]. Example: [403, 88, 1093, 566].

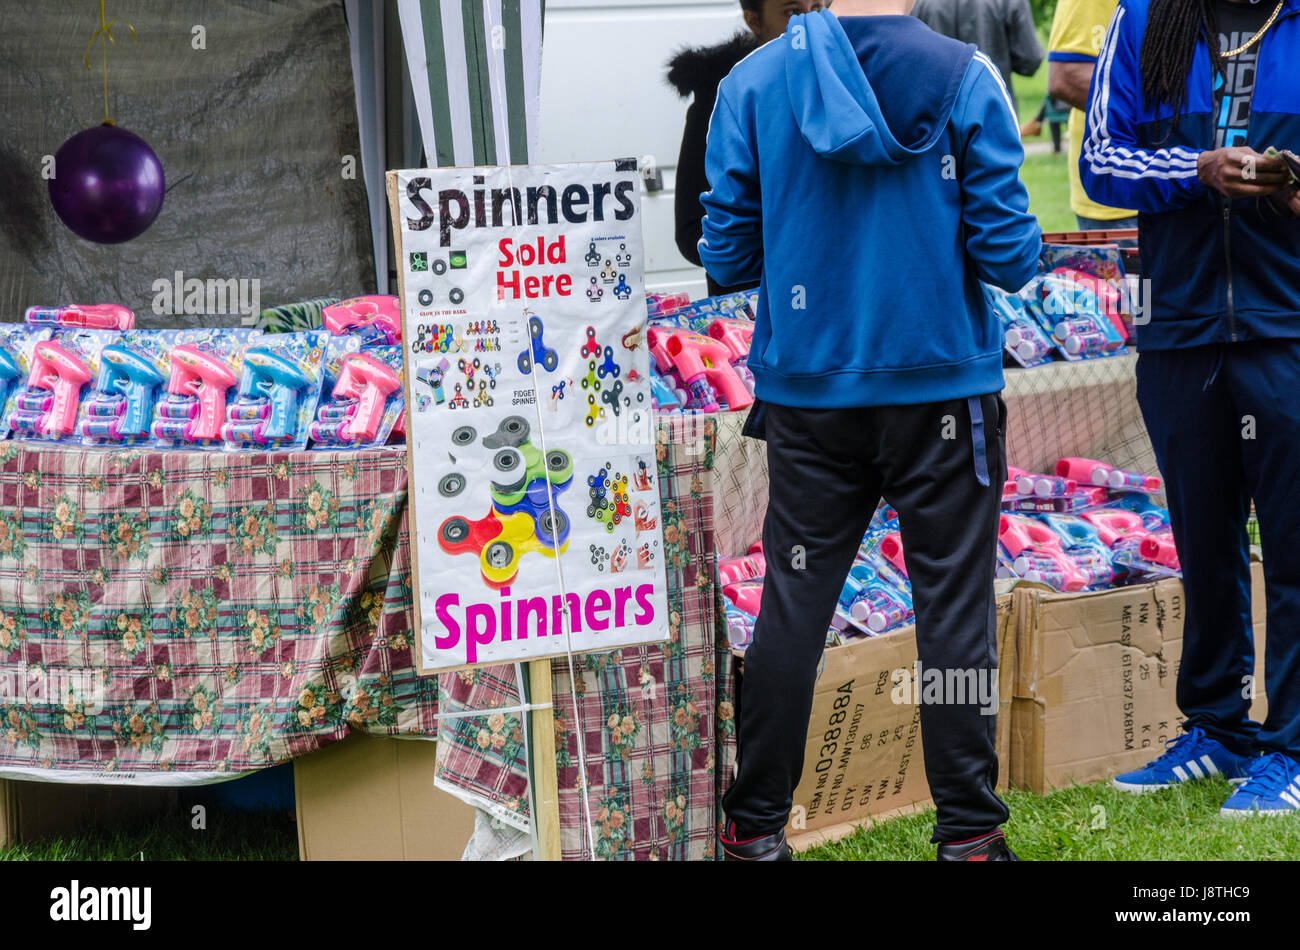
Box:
[322, 295, 401, 346]
[707, 318, 756, 394]
[878, 531, 908, 577]
[1059, 329, 1119, 358]
[999, 514, 1064, 556]
[723, 580, 763, 617]
[1079, 508, 1148, 547]
[25, 304, 134, 331]
[1014, 472, 1077, 498]
[1106, 468, 1162, 493]
[718, 552, 766, 587]
[1139, 531, 1180, 571]
[998, 514, 1087, 590]
[647, 292, 691, 318]
[663, 328, 753, 412]
[1051, 267, 1126, 341]
[316, 352, 400, 444]
[21, 341, 93, 437]
[1003, 464, 1028, 500]
[153, 345, 238, 442]
[1056, 457, 1114, 487]
[1012, 550, 1089, 590]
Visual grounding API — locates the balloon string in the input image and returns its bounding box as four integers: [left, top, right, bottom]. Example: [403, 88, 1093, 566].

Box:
[84, 0, 137, 125]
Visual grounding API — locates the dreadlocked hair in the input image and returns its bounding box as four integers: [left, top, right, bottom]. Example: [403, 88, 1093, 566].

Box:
[1139, 0, 1221, 136]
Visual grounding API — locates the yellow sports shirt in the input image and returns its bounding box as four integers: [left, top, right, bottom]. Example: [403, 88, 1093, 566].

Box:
[1048, 0, 1136, 220]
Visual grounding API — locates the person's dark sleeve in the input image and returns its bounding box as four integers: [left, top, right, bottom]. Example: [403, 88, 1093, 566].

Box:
[673, 88, 716, 267]
[1007, 0, 1044, 77]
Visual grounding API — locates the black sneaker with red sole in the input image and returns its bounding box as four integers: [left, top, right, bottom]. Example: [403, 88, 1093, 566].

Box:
[719, 821, 793, 861]
[936, 830, 1020, 861]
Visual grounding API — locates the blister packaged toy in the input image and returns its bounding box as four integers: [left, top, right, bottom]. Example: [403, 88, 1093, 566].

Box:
[1108, 491, 1171, 532]
[647, 291, 754, 333]
[150, 329, 255, 449]
[322, 295, 402, 346]
[221, 330, 329, 451]
[1041, 243, 1129, 339]
[1036, 274, 1128, 361]
[1056, 456, 1162, 494]
[78, 329, 174, 447]
[706, 318, 756, 394]
[25, 304, 135, 331]
[998, 513, 1089, 591]
[8, 328, 117, 443]
[307, 339, 403, 449]
[646, 325, 752, 412]
[985, 283, 1053, 368]
[646, 292, 691, 319]
[0, 325, 53, 441]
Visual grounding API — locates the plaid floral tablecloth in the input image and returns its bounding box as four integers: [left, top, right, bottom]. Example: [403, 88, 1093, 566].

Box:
[435, 412, 758, 861]
[0, 443, 436, 783]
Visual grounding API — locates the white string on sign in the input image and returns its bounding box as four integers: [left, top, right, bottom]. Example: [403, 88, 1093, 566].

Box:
[483, 0, 598, 863]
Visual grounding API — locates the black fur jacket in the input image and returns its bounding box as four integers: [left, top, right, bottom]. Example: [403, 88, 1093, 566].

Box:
[664, 33, 759, 291]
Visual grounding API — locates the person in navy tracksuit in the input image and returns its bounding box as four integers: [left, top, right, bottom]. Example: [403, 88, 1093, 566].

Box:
[699, 2, 1041, 860]
[1082, 0, 1300, 815]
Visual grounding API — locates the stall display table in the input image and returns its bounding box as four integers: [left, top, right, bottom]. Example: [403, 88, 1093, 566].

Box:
[0, 444, 435, 783]
[0, 353, 1150, 860]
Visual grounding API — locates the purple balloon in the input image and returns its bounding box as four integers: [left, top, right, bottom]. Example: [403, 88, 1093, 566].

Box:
[49, 123, 164, 244]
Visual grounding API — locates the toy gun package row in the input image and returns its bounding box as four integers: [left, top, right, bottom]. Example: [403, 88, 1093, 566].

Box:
[0, 326, 330, 451]
[0, 295, 408, 452]
[986, 248, 1132, 368]
[646, 290, 755, 332]
[646, 321, 755, 413]
[997, 456, 1177, 589]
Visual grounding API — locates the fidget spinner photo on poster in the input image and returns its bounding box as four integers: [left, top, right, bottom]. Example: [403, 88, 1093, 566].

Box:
[388, 161, 669, 673]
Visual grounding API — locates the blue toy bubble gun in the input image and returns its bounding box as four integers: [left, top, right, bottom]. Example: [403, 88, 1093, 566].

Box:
[0, 348, 19, 415]
[849, 578, 914, 633]
[223, 347, 311, 444]
[84, 343, 167, 439]
[648, 353, 683, 411]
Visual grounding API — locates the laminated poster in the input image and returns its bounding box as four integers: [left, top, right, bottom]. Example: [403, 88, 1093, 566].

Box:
[387, 160, 670, 673]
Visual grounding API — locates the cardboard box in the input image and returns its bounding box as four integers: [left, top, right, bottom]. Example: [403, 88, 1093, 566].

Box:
[1010, 562, 1267, 794]
[293, 733, 476, 861]
[779, 595, 1015, 842]
[0, 780, 176, 850]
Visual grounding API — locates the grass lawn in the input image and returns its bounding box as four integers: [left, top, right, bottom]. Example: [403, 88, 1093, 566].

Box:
[801, 778, 1300, 861]
[1012, 67, 1076, 234]
[5, 775, 1300, 860]
[0, 808, 299, 861]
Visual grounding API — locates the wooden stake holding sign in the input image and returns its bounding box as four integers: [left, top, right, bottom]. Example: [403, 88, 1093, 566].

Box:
[385, 163, 669, 860]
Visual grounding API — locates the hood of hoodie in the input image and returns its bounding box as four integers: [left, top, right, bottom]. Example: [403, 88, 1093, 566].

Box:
[666, 32, 759, 98]
[785, 11, 976, 166]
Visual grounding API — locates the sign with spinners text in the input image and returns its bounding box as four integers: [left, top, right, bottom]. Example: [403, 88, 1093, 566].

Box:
[386, 160, 668, 672]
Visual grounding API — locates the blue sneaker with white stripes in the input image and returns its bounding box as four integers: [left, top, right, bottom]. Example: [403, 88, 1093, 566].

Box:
[1112, 727, 1255, 793]
[1220, 752, 1300, 818]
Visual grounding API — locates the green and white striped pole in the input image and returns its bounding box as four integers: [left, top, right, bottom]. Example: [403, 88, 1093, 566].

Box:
[397, 0, 544, 167]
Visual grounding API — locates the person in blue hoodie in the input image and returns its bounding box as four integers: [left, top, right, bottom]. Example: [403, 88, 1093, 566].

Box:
[1081, 0, 1300, 817]
[699, 0, 1042, 860]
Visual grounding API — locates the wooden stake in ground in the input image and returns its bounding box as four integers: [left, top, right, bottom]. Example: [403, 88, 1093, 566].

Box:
[523, 661, 561, 861]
